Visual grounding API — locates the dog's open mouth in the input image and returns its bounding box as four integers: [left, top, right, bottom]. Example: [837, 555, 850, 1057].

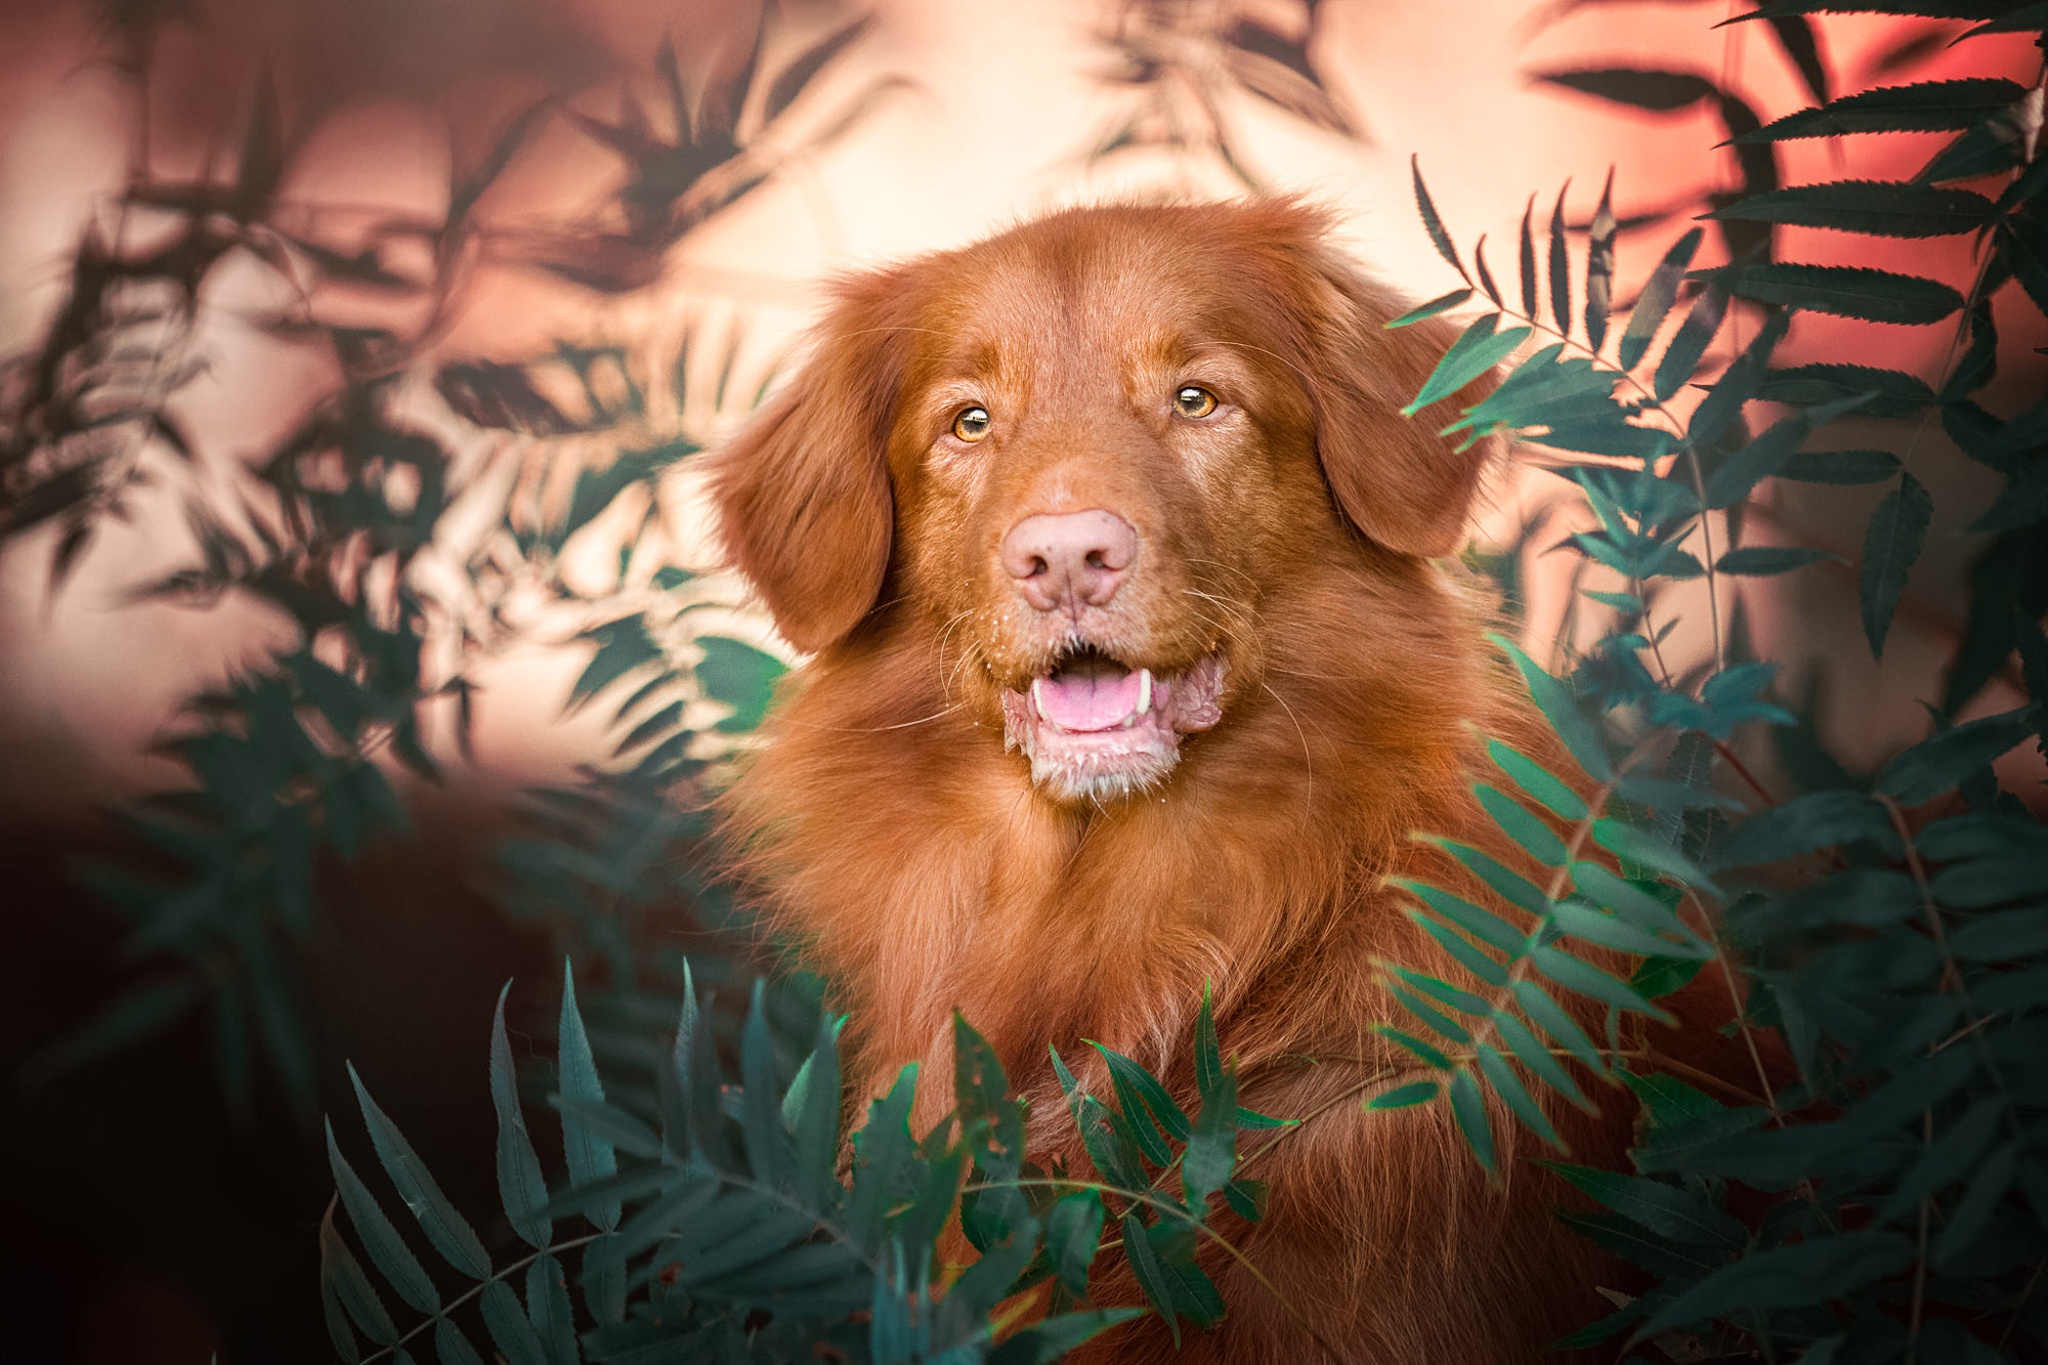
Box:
[1000, 646, 1225, 800]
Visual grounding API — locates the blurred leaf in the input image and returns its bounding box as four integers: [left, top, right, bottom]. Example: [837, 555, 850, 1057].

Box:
[1641, 1231, 1912, 1335]
[1778, 447, 1899, 484]
[1535, 68, 1718, 112]
[1709, 790, 1899, 869]
[1716, 545, 1838, 575]
[1877, 707, 2035, 805]
[696, 636, 785, 734]
[1861, 472, 1932, 658]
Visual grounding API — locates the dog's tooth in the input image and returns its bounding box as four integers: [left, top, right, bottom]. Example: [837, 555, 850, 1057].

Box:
[1031, 677, 1047, 719]
[1137, 668, 1153, 715]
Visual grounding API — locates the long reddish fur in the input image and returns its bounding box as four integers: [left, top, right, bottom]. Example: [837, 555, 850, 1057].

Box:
[709, 199, 1639, 1363]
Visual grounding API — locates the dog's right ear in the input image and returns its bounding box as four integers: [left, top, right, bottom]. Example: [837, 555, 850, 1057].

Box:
[707, 270, 911, 653]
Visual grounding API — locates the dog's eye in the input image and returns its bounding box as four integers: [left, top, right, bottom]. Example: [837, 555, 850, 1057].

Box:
[952, 406, 992, 443]
[1174, 386, 1218, 418]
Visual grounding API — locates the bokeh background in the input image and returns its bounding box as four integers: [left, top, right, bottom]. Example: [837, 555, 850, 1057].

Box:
[0, 1, 2038, 1360]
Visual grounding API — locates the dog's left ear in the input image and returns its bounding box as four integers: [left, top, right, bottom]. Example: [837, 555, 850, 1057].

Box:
[1263, 215, 1499, 559]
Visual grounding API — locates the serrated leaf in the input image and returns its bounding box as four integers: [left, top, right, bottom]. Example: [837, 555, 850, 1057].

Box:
[1410, 155, 1467, 281]
[1714, 262, 1963, 324]
[1518, 194, 1539, 319]
[320, 1199, 396, 1350]
[348, 1063, 493, 1279]
[327, 1119, 439, 1314]
[525, 1253, 578, 1365]
[1709, 180, 1993, 237]
[434, 1318, 485, 1365]
[1861, 472, 1932, 658]
[1654, 286, 1726, 402]
[1550, 182, 1573, 339]
[479, 1279, 549, 1365]
[1736, 78, 2025, 142]
[556, 964, 619, 1232]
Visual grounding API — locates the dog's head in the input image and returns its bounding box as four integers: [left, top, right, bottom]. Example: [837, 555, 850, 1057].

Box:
[711, 199, 1494, 803]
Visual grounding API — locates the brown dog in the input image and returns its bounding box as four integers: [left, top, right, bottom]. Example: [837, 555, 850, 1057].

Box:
[709, 199, 1625, 1363]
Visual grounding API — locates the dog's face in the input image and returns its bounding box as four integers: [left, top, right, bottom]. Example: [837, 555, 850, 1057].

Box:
[712, 200, 1491, 804]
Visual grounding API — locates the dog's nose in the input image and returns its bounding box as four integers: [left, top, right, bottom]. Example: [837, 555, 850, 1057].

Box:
[1001, 510, 1138, 613]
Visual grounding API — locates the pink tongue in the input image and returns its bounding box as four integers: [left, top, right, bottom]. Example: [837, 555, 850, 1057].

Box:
[1037, 666, 1144, 732]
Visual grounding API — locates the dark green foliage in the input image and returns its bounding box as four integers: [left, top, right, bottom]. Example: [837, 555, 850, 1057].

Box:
[9, 4, 2048, 1360]
[1398, 12, 2048, 1354]
[319, 967, 1284, 1362]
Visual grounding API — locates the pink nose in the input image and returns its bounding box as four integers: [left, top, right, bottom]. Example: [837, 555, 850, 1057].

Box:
[1001, 509, 1138, 613]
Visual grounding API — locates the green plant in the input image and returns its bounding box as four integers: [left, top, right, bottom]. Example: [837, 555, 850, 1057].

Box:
[319, 965, 1287, 1363]
[1371, 4, 2048, 1355]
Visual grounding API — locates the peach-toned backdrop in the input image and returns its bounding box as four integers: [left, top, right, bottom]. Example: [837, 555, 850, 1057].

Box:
[1, 0, 2039, 816]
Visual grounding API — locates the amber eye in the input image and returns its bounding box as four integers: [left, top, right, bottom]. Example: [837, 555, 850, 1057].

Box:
[1174, 386, 1218, 418]
[952, 405, 992, 442]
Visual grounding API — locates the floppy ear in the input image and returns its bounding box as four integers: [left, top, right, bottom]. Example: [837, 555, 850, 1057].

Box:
[1270, 221, 1499, 559]
[706, 271, 910, 652]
